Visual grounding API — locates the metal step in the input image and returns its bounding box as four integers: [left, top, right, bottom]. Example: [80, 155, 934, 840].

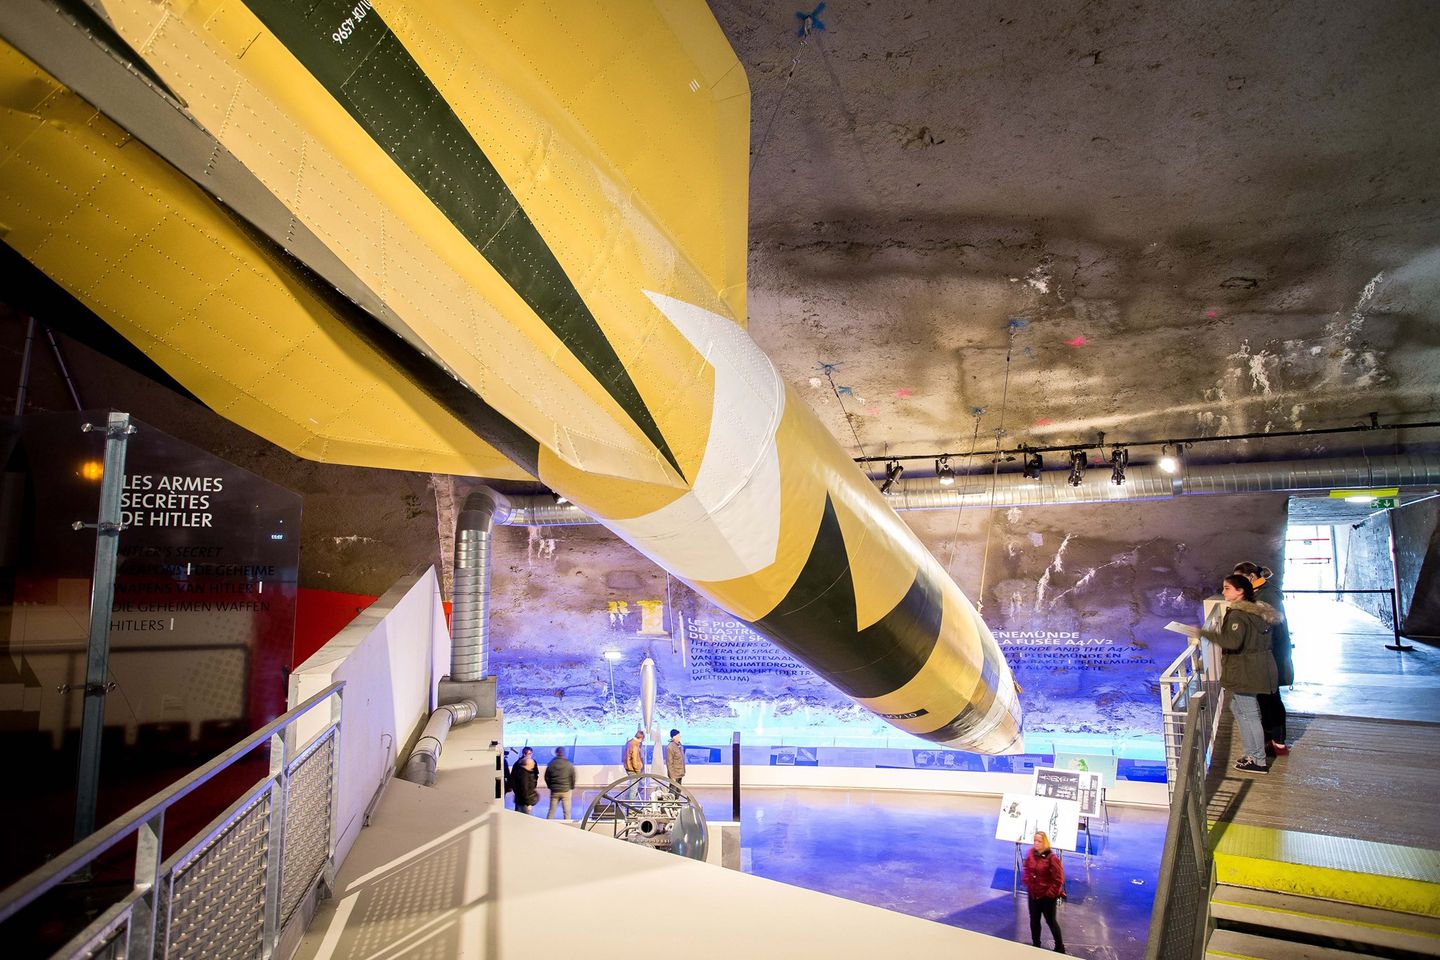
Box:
[1211, 884, 1440, 957]
[1206, 928, 1387, 960]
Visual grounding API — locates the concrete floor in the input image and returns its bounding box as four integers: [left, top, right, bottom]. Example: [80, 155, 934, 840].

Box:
[1283, 597, 1440, 723]
[716, 787, 1165, 960]
[527, 784, 1167, 959]
[505, 597, 1440, 959]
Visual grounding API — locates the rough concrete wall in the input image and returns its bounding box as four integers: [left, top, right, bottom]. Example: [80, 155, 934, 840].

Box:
[484, 488, 1288, 743]
[1393, 499, 1440, 638]
[1336, 515, 1396, 629]
[903, 492, 1288, 738]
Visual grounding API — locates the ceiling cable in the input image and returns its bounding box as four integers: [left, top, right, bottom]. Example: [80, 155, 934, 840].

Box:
[822, 364, 869, 460]
[749, 17, 815, 177]
[975, 322, 1021, 612]
[942, 410, 986, 578]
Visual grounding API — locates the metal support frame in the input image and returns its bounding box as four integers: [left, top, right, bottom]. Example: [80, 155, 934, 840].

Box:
[13, 316, 36, 416]
[0, 682, 346, 960]
[1157, 628, 1221, 802]
[71, 411, 134, 842]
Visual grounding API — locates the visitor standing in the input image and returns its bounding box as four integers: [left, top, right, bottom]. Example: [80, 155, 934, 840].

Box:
[544, 747, 576, 820]
[1202, 574, 1281, 773]
[665, 728, 686, 785]
[509, 746, 539, 814]
[1021, 831, 1067, 953]
[623, 729, 646, 776]
[1235, 561, 1292, 755]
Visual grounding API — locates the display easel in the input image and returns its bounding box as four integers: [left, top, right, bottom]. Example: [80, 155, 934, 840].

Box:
[996, 793, 1081, 897]
[1076, 787, 1110, 865]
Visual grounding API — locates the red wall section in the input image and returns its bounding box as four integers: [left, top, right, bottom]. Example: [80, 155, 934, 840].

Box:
[293, 587, 378, 666]
[292, 587, 453, 667]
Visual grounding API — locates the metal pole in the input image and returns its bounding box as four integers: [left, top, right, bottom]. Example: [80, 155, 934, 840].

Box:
[43, 324, 84, 411]
[13, 316, 36, 416]
[1386, 510, 1415, 651]
[71, 412, 133, 842]
[1385, 588, 1413, 652]
[126, 810, 164, 960]
[731, 731, 740, 821]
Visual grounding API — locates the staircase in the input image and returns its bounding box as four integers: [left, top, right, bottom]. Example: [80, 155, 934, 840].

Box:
[1207, 882, 1440, 958]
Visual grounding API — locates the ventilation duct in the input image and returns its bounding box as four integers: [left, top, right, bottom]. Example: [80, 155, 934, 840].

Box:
[496, 454, 1440, 524]
[451, 489, 510, 682]
[887, 453, 1440, 510]
[399, 699, 479, 786]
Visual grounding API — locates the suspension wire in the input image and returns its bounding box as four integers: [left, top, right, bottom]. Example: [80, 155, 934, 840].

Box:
[750, 21, 814, 177]
[975, 323, 1021, 612]
[943, 411, 986, 575]
[823, 364, 870, 460]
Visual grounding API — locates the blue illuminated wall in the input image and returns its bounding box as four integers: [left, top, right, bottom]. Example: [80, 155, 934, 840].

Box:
[490, 493, 1288, 765]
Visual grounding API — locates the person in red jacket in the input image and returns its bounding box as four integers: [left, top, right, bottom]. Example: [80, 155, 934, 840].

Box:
[1021, 830, 1067, 953]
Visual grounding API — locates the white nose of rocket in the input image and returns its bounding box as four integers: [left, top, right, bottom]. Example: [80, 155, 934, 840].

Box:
[640, 656, 656, 732]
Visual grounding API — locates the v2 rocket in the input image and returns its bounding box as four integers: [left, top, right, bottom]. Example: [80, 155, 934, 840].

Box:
[0, 0, 1021, 751]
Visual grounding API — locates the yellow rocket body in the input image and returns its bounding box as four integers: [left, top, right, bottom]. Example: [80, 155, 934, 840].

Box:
[0, 0, 1021, 751]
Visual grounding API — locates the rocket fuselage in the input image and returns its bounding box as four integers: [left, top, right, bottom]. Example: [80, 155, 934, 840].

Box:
[0, 0, 1021, 751]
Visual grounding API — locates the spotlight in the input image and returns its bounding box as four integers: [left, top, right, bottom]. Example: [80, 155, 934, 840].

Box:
[880, 460, 904, 494]
[1110, 447, 1129, 486]
[936, 456, 955, 487]
[1022, 449, 1044, 481]
[1158, 444, 1178, 475]
[1067, 450, 1088, 487]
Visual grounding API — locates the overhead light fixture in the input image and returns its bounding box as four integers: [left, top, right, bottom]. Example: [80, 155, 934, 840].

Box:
[1110, 447, 1129, 486]
[602, 650, 623, 662]
[880, 460, 904, 494]
[1022, 449, 1044, 481]
[1067, 450, 1088, 487]
[1158, 443, 1179, 475]
[936, 456, 955, 487]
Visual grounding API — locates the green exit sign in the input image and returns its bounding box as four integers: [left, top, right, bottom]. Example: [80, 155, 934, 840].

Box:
[1372, 497, 1398, 509]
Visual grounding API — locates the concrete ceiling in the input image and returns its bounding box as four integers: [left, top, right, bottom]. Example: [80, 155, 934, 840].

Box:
[710, 0, 1440, 471]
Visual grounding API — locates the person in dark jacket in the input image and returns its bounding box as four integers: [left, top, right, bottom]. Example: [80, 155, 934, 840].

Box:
[1235, 561, 1292, 754]
[544, 747, 577, 820]
[509, 746, 540, 814]
[666, 728, 686, 785]
[1021, 830, 1066, 953]
[1202, 575, 1282, 773]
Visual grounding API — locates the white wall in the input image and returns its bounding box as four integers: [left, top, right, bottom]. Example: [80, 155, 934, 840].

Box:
[288, 568, 450, 864]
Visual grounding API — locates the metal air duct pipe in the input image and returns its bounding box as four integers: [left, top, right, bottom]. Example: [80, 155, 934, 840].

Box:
[886, 453, 1440, 510]
[451, 488, 510, 682]
[495, 453, 1440, 524]
[399, 699, 479, 786]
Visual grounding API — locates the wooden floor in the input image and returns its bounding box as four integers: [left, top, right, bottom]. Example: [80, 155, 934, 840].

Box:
[1206, 708, 1440, 850]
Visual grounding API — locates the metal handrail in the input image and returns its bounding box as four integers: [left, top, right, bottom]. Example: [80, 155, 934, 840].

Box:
[0, 680, 345, 928]
[1145, 692, 1214, 960]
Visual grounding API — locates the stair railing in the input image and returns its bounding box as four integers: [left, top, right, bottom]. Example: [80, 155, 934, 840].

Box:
[1144, 692, 1214, 960]
[0, 681, 345, 960]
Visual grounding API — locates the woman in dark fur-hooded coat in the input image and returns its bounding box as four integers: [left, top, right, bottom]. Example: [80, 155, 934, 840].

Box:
[1201, 575, 1282, 771]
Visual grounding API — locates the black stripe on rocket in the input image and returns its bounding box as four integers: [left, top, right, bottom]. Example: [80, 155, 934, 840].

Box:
[750, 495, 943, 700]
[242, 0, 684, 480]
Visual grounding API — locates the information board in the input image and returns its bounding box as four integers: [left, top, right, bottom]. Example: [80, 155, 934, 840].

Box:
[995, 792, 1081, 851]
[1033, 766, 1102, 817]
